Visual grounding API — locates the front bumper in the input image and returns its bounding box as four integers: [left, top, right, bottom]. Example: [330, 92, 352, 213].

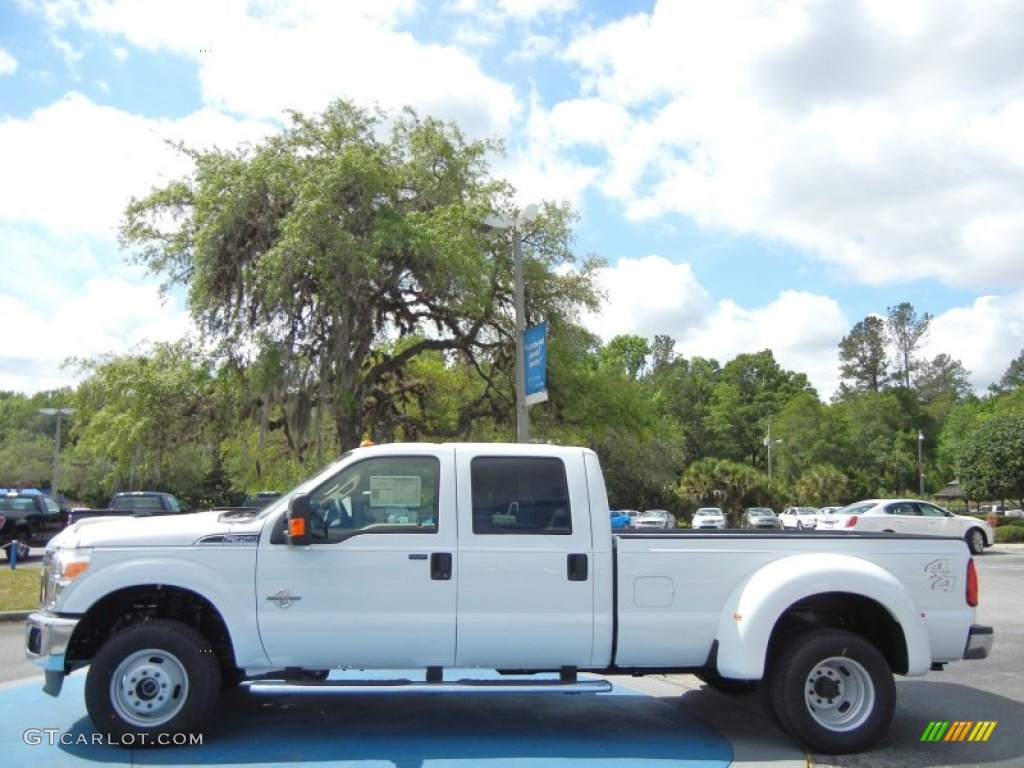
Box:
[25, 611, 79, 695]
[964, 624, 994, 660]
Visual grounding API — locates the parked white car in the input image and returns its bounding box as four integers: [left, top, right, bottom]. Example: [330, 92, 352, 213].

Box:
[779, 506, 820, 530]
[823, 499, 995, 555]
[691, 507, 726, 529]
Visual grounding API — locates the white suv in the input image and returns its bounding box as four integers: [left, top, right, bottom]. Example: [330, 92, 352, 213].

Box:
[692, 507, 726, 529]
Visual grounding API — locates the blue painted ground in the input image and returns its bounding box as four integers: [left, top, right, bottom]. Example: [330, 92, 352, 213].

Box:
[2, 670, 732, 767]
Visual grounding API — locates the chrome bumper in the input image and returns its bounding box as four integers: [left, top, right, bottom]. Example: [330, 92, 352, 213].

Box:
[964, 624, 994, 660]
[25, 611, 79, 696]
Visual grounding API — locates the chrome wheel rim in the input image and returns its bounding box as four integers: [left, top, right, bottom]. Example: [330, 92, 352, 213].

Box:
[110, 648, 189, 727]
[969, 530, 984, 552]
[803, 656, 875, 732]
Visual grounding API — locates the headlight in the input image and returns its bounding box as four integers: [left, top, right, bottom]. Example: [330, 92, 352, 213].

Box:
[40, 549, 91, 611]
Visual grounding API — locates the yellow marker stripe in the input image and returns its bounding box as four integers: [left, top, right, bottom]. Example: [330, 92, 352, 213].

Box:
[968, 721, 996, 742]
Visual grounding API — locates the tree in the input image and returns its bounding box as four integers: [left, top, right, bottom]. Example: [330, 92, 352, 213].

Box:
[599, 334, 650, 379]
[794, 464, 850, 506]
[957, 414, 1024, 508]
[837, 315, 888, 394]
[990, 349, 1024, 394]
[70, 341, 218, 499]
[886, 302, 931, 389]
[677, 457, 762, 526]
[706, 350, 814, 463]
[915, 354, 971, 402]
[120, 99, 602, 454]
[649, 334, 677, 376]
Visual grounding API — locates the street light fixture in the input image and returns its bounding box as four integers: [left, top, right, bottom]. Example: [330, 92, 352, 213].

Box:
[39, 407, 75, 499]
[482, 204, 539, 443]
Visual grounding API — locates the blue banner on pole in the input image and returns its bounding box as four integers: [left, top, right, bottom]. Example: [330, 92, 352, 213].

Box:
[524, 322, 548, 405]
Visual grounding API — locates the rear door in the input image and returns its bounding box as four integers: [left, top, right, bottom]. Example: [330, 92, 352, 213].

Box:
[453, 449, 597, 668]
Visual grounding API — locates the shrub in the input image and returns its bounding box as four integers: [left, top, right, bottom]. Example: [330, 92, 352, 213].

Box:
[994, 525, 1024, 544]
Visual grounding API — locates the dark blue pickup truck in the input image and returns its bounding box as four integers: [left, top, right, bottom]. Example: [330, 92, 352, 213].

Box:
[0, 492, 66, 560]
[64, 491, 188, 525]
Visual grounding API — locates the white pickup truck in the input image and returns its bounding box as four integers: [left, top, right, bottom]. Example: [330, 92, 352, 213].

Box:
[26, 442, 992, 754]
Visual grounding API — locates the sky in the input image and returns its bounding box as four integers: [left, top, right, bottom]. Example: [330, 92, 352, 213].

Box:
[2, 0, 1023, 401]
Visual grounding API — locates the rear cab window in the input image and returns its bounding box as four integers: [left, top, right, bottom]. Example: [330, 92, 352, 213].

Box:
[470, 456, 571, 535]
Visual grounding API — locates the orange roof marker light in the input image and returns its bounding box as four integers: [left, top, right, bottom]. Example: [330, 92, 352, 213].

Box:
[359, 439, 375, 447]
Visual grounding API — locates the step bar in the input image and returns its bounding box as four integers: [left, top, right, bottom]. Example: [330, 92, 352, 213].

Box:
[246, 674, 612, 696]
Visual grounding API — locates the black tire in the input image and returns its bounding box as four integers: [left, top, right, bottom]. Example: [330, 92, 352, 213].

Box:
[766, 629, 895, 754]
[966, 527, 986, 555]
[85, 619, 221, 745]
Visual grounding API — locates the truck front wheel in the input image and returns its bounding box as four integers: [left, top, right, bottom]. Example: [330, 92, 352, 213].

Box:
[767, 628, 895, 754]
[85, 619, 221, 745]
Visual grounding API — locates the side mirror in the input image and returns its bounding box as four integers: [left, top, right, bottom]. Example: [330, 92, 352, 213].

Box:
[287, 493, 313, 546]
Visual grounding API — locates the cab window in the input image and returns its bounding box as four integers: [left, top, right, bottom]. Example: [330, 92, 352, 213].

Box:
[307, 456, 440, 542]
[470, 456, 571, 535]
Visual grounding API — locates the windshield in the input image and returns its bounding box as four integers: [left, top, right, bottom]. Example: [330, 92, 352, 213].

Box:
[838, 501, 876, 516]
[247, 450, 356, 520]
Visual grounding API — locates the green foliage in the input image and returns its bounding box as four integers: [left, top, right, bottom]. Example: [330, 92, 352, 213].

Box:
[677, 457, 764, 525]
[120, 99, 602, 457]
[957, 414, 1024, 507]
[793, 464, 850, 506]
[68, 340, 217, 498]
[994, 524, 1024, 543]
[838, 315, 888, 393]
[887, 302, 932, 389]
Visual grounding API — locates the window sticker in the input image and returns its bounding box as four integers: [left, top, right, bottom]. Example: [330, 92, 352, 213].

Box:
[370, 475, 422, 508]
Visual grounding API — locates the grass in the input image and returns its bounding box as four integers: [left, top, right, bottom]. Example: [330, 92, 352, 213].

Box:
[0, 566, 41, 612]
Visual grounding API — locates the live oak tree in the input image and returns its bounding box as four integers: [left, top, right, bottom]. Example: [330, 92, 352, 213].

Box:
[120, 100, 601, 457]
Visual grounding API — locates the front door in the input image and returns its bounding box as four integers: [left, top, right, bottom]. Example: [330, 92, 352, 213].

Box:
[256, 452, 458, 669]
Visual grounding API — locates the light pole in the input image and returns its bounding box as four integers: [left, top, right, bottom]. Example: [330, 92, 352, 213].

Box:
[918, 430, 925, 496]
[483, 204, 539, 443]
[764, 425, 783, 484]
[39, 407, 75, 499]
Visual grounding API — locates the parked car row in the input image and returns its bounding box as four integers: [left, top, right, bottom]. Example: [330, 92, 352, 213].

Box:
[608, 500, 995, 555]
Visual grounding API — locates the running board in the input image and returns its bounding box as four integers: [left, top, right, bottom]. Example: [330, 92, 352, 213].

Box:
[245, 677, 613, 696]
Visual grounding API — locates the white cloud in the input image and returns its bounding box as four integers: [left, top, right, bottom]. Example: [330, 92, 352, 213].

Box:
[582, 255, 849, 397]
[0, 46, 17, 76]
[554, 0, 1024, 292]
[0, 93, 269, 395]
[0, 92, 274, 237]
[926, 293, 1024, 392]
[0, 277, 193, 394]
[41, 0, 520, 138]
[496, 0, 577, 21]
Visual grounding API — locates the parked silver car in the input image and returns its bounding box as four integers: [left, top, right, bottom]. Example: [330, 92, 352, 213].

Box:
[741, 507, 782, 529]
[634, 509, 676, 530]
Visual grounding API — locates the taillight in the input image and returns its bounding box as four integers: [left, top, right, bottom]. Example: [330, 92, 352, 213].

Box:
[845, 515, 858, 528]
[966, 558, 979, 607]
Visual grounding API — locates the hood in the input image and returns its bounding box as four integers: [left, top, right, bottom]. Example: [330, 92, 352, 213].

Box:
[48, 509, 268, 550]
